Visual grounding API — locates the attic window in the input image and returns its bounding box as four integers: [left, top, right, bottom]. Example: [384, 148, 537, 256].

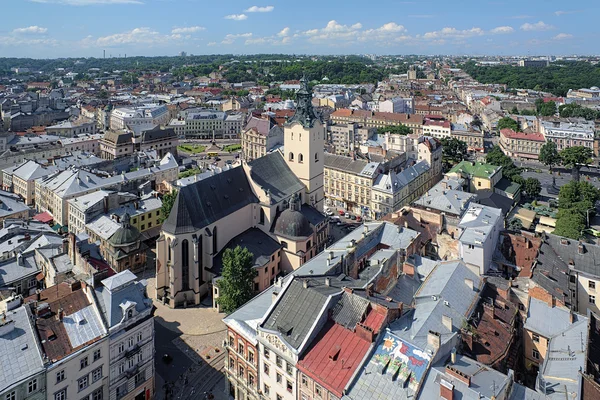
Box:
[127, 309, 133, 319]
[328, 346, 341, 361]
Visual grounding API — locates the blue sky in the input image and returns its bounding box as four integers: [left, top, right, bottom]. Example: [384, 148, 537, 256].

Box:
[2, 0, 598, 58]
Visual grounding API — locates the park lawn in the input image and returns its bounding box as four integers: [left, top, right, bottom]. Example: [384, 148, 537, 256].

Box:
[222, 144, 241, 152]
[178, 144, 206, 154]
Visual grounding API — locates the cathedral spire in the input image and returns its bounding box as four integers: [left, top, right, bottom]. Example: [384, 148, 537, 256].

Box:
[286, 74, 320, 128]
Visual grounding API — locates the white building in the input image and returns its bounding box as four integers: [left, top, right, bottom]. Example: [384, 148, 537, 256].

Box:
[110, 104, 170, 133]
[540, 119, 596, 152]
[168, 111, 244, 139]
[46, 118, 98, 138]
[458, 204, 503, 275]
[377, 97, 414, 114]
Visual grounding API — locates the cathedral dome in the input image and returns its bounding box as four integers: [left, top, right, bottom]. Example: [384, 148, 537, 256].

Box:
[109, 213, 141, 246]
[274, 208, 312, 238]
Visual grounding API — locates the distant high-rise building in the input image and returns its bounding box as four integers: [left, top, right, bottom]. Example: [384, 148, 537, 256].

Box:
[179, 51, 187, 57]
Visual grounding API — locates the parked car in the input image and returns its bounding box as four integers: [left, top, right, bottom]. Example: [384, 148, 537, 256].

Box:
[344, 212, 350, 218]
[350, 215, 357, 220]
[338, 210, 345, 216]
[356, 216, 362, 222]
[330, 216, 340, 222]
[325, 208, 334, 216]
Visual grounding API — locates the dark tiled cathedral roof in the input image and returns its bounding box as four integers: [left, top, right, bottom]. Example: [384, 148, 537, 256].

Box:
[248, 152, 305, 204]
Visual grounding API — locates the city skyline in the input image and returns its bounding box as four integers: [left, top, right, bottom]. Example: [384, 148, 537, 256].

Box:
[2, 0, 598, 58]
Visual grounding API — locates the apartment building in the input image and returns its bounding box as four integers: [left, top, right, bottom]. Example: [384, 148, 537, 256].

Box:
[451, 123, 484, 151]
[58, 134, 103, 155]
[110, 104, 170, 133]
[422, 118, 451, 139]
[46, 118, 98, 137]
[329, 122, 376, 155]
[540, 119, 596, 154]
[99, 131, 134, 160]
[241, 115, 283, 161]
[168, 111, 244, 139]
[330, 109, 423, 135]
[457, 204, 503, 275]
[2, 160, 57, 205]
[499, 129, 545, 160]
[447, 161, 503, 193]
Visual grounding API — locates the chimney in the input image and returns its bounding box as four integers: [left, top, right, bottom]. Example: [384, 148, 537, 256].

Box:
[464, 278, 474, 291]
[355, 323, 375, 342]
[450, 347, 457, 364]
[303, 280, 309, 289]
[325, 277, 331, 287]
[17, 253, 23, 266]
[57, 308, 64, 321]
[440, 378, 454, 400]
[578, 243, 585, 255]
[0, 314, 16, 337]
[445, 365, 471, 387]
[442, 315, 453, 332]
[483, 302, 495, 319]
[569, 311, 575, 323]
[271, 291, 279, 304]
[427, 330, 441, 349]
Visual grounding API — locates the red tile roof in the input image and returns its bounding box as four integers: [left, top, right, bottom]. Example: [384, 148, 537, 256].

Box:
[362, 310, 386, 333]
[33, 211, 53, 223]
[297, 322, 371, 398]
[500, 128, 545, 142]
[499, 232, 541, 278]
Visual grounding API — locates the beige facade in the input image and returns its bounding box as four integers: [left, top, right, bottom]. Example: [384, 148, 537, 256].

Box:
[451, 130, 484, 151]
[499, 129, 545, 160]
[324, 157, 374, 215]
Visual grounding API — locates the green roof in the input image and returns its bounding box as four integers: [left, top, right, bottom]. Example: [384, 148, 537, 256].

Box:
[449, 161, 501, 179]
[495, 177, 521, 195]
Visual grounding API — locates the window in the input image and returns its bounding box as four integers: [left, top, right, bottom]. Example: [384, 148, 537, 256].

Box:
[248, 350, 254, 363]
[298, 153, 304, 163]
[135, 371, 145, 387]
[238, 366, 244, 377]
[249, 374, 255, 387]
[56, 370, 65, 384]
[212, 226, 218, 254]
[128, 337, 135, 348]
[118, 343, 125, 354]
[127, 309, 133, 319]
[532, 349, 540, 360]
[289, 152, 294, 161]
[5, 392, 15, 400]
[137, 332, 143, 343]
[590, 281, 596, 290]
[148, 222, 152, 228]
[55, 389, 67, 400]
[316, 384, 323, 397]
[141, 224, 145, 230]
[264, 362, 270, 375]
[281, 241, 288, 249]
[118, 363, 125, 374]
[302, 374, 308, 386]
[264, 385, 270, 396]
[181, 239, 189, 291]
[276, 355, 282, 368]
[315, 153, 319, 161]
[277, 395, 283, 400]
[286, 362, 293, 375]
[238, 342, 244, 356]
[259, 208, 265, 225]
[92, 388, 103, 400]
[80, 357, 89, 370]
[229, 336, 235, 347]
[28, 378, 38, 393]
[287, 380, 293, 393]
[116, 384, 128, 399]
[92, 367, 102, 383]
[78, 375, 89, 392]
[93, 349, 101, 362]
[570, 275, 576, 283]
[590, 295, 596, 304]
[264, 348, 270, 359]
[276, 373, 282, 384]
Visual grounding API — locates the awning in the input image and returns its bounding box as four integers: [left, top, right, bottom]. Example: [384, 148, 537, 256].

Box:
[33, 212, 53, 223]
[51, 223, 67, 233]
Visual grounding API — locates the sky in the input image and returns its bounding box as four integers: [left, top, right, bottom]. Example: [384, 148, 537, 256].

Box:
[2, 0, 599, 58]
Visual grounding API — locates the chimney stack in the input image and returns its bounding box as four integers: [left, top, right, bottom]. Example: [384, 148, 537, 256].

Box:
[442, 315, 453, 332]
[464, 278, 474, 291]
[427, 330, 441, 349]
[57, 308, 64, 321]
[303, 280, 309, 289]
[325, 277, 331, 287]
[440, 378, 454, 400]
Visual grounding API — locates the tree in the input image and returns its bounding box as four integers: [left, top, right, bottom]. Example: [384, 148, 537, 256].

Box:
[159, 190, 178, 223]
[440, 137, 467, 167]
[216, 246, 256, 313]
[508, 218, 523, 231]
[560, 146, 593, 181]
[539, 141, 561, 187]
[535, 99, 556, 117]
[524, 177, 542, 198]
[485, 146, 522, 181]
[377, 124, 412, 136]
[553, 210, 586, 240]
[470, 116, 483, 130]
[558, 181, 600, 213]
[497, 117, 520, 132]
[98, 90, 108, 99]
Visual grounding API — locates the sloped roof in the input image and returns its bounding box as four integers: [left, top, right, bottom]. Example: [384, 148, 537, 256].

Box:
[247, 152, 304, 204]
[211, 228, 281, 275]
[162, 166, 258, 235]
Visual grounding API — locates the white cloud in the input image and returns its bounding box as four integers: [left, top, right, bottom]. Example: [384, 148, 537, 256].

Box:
[207, 42, 217, 46]
[224, 14, 247, 21]
[245, 5, 274, 12]
[490, 26, 514, 34]
[299, 20, 363, 43]
[520, 21, 554, 31]
[12, 26, 48, 34]
[422, 27, 484, 40]
[554, 33, 573, 40]
[83, 27, 181, 47]
[221, 32, 252, 44]
[277, 27, 290, 37]
[171, 26, 205, 34]
[360, 22, 408, 43]
[554, 10, 578, 16]
[29, 0, 142, 4]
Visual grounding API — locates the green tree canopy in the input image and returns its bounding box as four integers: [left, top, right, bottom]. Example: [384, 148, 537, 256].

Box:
[497, 117, 520, 132]
[553, 210, 586, 240]
[535, 99, 557, 117]
[539, 141, 561, 170]
[508, 218, 523, 231]
[485, 146, 522, 181]
[377, 124, 413, 135]
[159, 190, 178, 223]
[560, 146, 593, 181]
[558, 181, 600, 212]
[559, 103, 600, 120]
[440, 137, 468, 167]
[524, 177, 542, 198]
[216, 246, 257, 313]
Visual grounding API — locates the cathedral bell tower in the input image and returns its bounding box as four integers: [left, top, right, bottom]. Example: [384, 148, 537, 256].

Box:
[283, 75, 325, 211]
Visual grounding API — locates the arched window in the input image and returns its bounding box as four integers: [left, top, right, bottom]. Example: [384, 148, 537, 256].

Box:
[298, 153, 304, 163]
[299, 133, 302, 141]
[213, 226, 218, 254]
[289, 152, 294, 161]
[198, 235, 204, 285]
[315, 153, 319, 162]
[259, 208, 265, 225]
[181, 239, 189, 291]
[167, 238, 172, 262]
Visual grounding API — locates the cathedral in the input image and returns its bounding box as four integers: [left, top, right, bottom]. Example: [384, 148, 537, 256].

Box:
[155, 77, 329, 308]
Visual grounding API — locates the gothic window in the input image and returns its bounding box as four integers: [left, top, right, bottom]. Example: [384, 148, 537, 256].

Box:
[289, 152, 294, 161]
[298, 153, 304, 163]
[213, 227, 218, 254]
[259, 208, 265, 225]
[167, 239, 172, 262]
[198, 235, 204, 285]
[181, 240, 189, 291]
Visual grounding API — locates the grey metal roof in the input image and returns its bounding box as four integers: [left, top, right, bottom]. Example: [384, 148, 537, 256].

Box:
[413, 180, 475, 216]
[475, 189, 514, 215]
[247, 152, 305, 204]
[458, 204, 502, 246]
[546, 234, 600, 277]
[97, 270, 152, 328]
[0, 194, 29, 219]
[331, 291, 370, 330]
[63, 304, 107, 349]
[300, 205, 326, 227]
[0, 305, 45, 393]
[139, 126, 176, 142]
[211, 228, 281, 275]
[162, 166, 258, 235]
[533, 238, 570, 303]
[324, 153, 370, 175]
[0, 253, 39, 287]
[261, 278, 341, 350]
[524, 297, 577, 338]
